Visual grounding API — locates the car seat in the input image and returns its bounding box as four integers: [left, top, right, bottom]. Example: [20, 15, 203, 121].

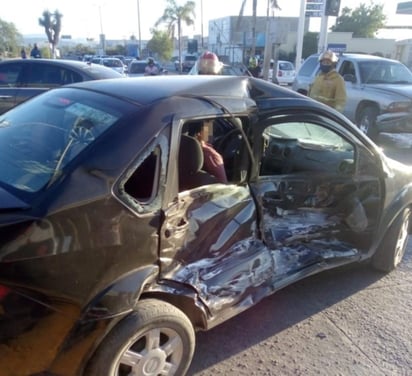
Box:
[178, 134, 218, 191]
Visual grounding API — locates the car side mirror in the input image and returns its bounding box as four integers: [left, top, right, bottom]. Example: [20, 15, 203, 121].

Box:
[343, 74, 356, 83]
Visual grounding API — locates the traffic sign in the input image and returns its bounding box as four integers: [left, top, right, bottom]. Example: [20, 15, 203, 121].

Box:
[305, 0, 324, 17]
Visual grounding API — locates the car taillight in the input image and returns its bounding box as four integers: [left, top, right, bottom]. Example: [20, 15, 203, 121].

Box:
[278, 71, 283, 77]
[0, 285, 10, 301]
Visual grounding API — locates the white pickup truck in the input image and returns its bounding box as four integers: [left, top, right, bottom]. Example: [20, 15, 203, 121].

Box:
[292, 53, 412, 140]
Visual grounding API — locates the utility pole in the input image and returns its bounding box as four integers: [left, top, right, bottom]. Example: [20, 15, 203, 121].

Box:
[137, 0, 142, 58]
[318, 0, 328, 53]
[295, 0, 306, 71]
[201, 0, 204, 49]
[262, 0, 272, 81]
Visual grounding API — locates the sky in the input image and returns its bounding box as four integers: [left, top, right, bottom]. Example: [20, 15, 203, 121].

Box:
[2, 0, 412, 41]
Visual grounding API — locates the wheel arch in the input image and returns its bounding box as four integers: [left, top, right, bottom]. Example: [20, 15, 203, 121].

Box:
[355, 100, 380, 124]
[140, 289, 209, 331]
[370, 191, 412, 260]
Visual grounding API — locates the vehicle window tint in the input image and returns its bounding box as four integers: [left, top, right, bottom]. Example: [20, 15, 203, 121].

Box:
[185, 56, 197, 62]
[279, 62, 293, 71]
[60, 68, 82, 85]
[0, 63, 22, 86]
[298, 56, 318, 77]
[129, 63, 146, 74]
[260, 121, 354, 175]
[339, 61, 356, 77]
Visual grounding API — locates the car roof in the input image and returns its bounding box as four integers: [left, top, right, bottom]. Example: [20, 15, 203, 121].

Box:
[67, 75, 303, 106]
[340, 53, 401, 64]
[0, 58, 123, 79]
[306, 52, 397, 63]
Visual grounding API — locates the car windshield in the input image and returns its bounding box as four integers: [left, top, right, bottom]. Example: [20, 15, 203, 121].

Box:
[265, 122, 352, 150]
[359, 60, 412, 84]
[0, 88, 125, 194]
[103, 59, 122, 68]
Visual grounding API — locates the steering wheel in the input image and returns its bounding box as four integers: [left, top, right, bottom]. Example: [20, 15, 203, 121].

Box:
[214, 128, 242, 159]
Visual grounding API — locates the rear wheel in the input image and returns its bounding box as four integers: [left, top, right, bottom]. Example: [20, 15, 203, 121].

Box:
[85, 299, 195, 376]
[358, 106, 379, 140]
[372, 208, 410, 272]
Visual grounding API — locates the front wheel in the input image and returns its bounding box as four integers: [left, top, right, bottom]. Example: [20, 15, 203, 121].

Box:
[358, 106, 379, 140]
[85, 299, 195, 376]
[372, 208, 410, 272]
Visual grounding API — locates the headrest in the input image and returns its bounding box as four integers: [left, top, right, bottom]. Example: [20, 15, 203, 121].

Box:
[179, 135, 204, 175]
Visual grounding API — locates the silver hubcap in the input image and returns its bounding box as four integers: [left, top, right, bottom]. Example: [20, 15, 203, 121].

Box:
[394, 214, 410, 266]
[115, 327, 183, 376]
[359, 116, 370, 134]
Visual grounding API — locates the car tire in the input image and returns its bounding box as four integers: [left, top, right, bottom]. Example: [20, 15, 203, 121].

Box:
[372, 208, 410, 273]
[358, 106, 379, 140]
[84, 299, 195, 376]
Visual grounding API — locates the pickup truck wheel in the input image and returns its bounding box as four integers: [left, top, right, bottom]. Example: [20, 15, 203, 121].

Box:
[358, 106, 379, 140]
[85, 299, 195, 376]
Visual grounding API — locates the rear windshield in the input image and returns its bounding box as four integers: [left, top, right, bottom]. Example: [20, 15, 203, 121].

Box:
[0, 88, 131, 195]
[184, 56, 197, 62]
[298, 56, 319, 77]
[129, 63, 146, 74]
[279, 62, 294, 71]
[103, 59, 123, 68]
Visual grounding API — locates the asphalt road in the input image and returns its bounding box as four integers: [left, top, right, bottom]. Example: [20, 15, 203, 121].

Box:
[187, 133, 412, 376]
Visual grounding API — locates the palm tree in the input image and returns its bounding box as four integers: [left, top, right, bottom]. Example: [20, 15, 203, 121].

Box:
[155, 0, 196, 73]
[38, 10, 63, 59]
[238, 0, 280, 59]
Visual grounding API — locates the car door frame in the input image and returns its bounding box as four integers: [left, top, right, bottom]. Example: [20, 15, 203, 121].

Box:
[247, 107, 386, 280]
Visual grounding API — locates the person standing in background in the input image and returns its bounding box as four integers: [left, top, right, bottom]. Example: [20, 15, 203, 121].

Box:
[308, 50, 346, 112]
[30, 44, 41, 58]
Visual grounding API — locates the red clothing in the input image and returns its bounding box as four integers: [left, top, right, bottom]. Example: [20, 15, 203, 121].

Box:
[201, 142, 227, 183]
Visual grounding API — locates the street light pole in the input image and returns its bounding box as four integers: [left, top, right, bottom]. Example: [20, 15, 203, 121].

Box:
[137, 0, 142, 58]
[201, 0, 204, 49]
[97, 4, 106, 55]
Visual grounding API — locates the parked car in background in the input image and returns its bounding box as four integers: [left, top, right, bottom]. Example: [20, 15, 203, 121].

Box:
[274, 60, 296, 86]
[292, 53, 412, 139]
[0, 58, 123, 114]
[127, 59, 167, 77]
[101, 57, 126, 76]
[182, 54, 197, 72]
[189, 61, 252, 76]
[1, 75, 411, 375]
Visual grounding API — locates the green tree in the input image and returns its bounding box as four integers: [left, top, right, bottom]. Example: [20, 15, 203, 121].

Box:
[0, 18, 22, 57]
[155, 0, 196, 73]
[147, 29, 173, 61]
[302, 32, 318, 58]
[237, 0, 281, 58]
[330, 3, 386, 38]
[38, 10, 63, 58]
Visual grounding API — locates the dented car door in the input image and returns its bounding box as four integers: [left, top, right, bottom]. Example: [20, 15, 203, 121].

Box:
[249, 113, 384, 283]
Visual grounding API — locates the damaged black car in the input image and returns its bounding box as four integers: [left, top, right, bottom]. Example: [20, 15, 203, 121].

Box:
[0, 75, 412, 376]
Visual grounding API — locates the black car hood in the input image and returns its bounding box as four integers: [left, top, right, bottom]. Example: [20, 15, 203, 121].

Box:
[0, 187, 30, 211]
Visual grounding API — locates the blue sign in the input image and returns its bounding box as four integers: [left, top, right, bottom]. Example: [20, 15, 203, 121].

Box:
[327, 43, 347, 53]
